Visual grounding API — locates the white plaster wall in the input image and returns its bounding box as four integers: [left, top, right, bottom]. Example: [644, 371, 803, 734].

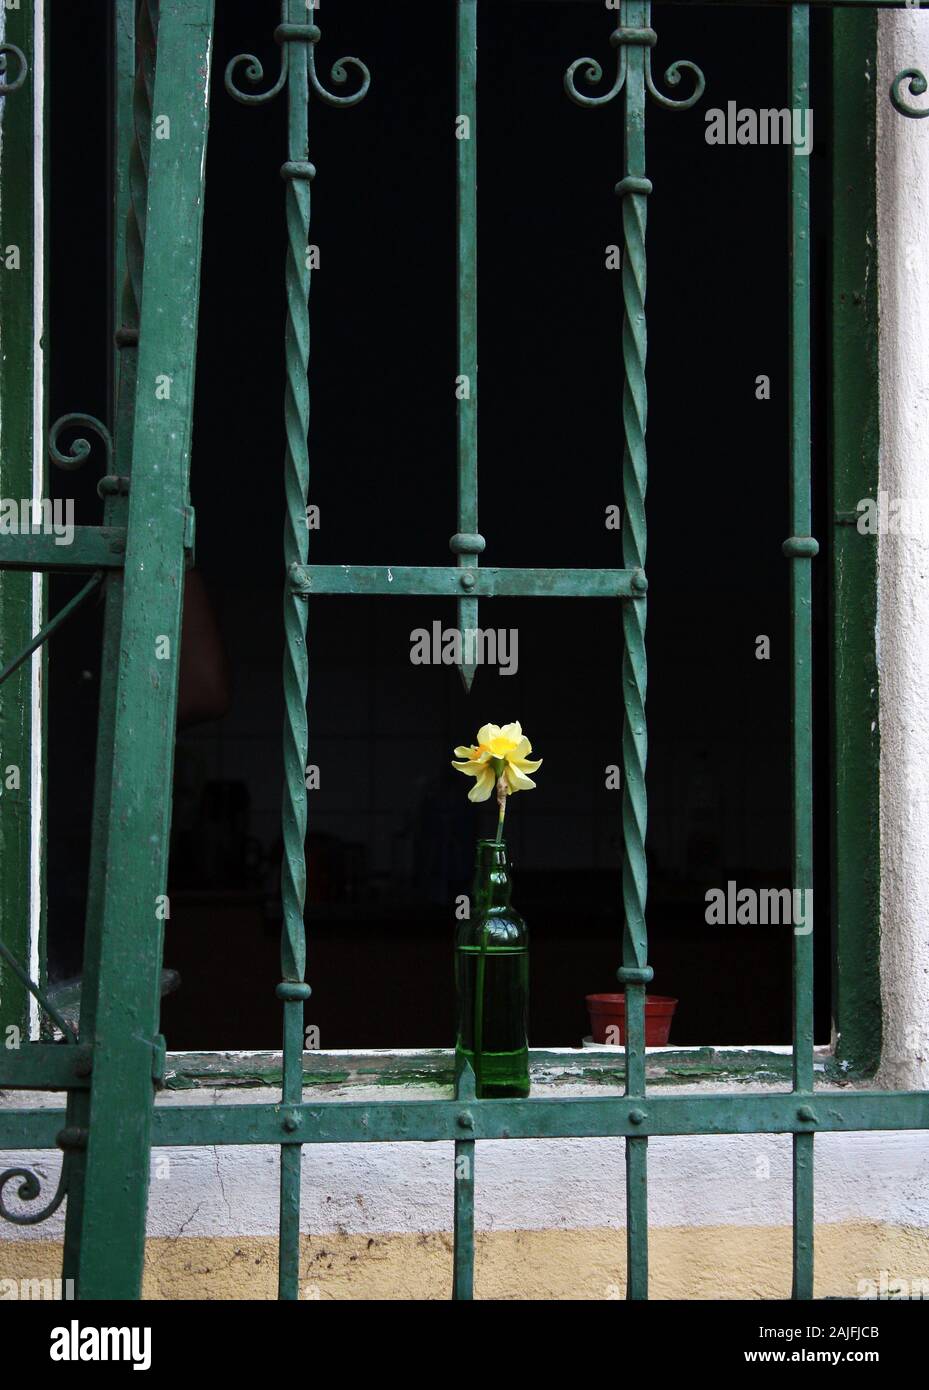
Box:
[877, 8, 929, 1091]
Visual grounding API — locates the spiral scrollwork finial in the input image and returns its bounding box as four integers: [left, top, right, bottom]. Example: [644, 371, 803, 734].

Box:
[307, 45, 370, 109]
[0, 42, 28, 96]
[226, 7, 369, 110]
[565, 23, 703, 114]
[225, 46, 290, 106]
[891, 68, 929, 120]
[0, 1164, 67, 1227]
[49, 414, 114, 474]
[645, 53, 706, 111]
[564, 30, 629, 109]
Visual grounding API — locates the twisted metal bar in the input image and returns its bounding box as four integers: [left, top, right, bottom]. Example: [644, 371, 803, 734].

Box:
[890, 67, 929, 118]
[566, 4, 702, 1300]
[280, 33, 312, 990]
[0, 42, 27, 95]
[565, 3, 703, 982]
[618, 177, 650, 997]
[226, 0, 368, 1303]
[226, 3, 369, 988]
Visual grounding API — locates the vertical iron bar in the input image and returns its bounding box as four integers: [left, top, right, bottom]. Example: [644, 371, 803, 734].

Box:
[787, 1, 815, 1303]
[452, 0, 482, 691]
[829, 6, 880, 1077]
[617, 0, 652, 1303]
[0, 0, 42, 1043]
[75, 0, 214, 1297]
[278, 0, 314, 1302]
[452, 1138, 476, 1298]
[63, 0, 148, 1284]
[452, 1059, 476, 1300]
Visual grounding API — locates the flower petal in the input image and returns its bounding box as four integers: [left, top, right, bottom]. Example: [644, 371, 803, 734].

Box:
[468, 766, 496, 802]
[504, 762, 537, 793]
[476, 723, 501, 750]
[510, 756, 542, 774]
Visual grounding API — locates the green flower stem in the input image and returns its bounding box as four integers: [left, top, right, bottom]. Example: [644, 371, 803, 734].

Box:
[493, 761, 507, 845]
[475, 769, 507, 1096]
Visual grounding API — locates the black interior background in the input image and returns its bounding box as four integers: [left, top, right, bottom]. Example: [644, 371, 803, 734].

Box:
[46, 0, 833, 1050]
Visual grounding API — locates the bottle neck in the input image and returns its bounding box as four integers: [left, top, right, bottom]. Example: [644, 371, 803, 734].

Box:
[474, 839, 512, 910]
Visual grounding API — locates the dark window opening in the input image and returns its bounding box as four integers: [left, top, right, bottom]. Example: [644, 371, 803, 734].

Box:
[47, 0, 834, 1050]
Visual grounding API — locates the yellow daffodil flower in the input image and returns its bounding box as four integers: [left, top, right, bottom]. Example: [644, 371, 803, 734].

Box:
[451, 721, 543, 804]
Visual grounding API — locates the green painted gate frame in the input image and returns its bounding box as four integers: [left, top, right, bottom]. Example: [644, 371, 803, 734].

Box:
[0, 0, 924, 1302]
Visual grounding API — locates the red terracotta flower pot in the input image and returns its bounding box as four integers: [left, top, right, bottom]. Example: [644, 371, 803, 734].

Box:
[586, 993, 678, 1047]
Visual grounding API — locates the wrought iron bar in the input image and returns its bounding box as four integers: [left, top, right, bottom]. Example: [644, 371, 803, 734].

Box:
[0, 529, 127, 572]
[567, 0, 703, 1301]
[62, 0, 151, 1285]
[454, 0, 482, 692]
[0, 940, 78, 1041]
[226, 0, 369, 1302]
[565, 0, 703, 1301]
[452, 1059, 477, 1299]
[0, 573, 103, 689]
[787, 1, 817, 1303]
[74, 0, 215, 1297]
[290, 564, 645, 598]
[5, 1088, 929, 1153]
[615, 2, 652, 1302]
[0, 1043, 92, 1090]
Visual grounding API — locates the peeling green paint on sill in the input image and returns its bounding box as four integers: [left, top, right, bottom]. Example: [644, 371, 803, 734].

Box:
[160, 1048, 851, 1093]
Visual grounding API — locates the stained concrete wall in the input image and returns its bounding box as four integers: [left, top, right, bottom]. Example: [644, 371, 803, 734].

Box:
[877, 6, 929, 1093]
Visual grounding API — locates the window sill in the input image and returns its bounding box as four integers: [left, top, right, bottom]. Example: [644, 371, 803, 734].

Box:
[162, 1044, 848, 1094]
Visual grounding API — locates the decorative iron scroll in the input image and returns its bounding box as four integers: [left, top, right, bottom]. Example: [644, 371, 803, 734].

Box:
[891, 67, 929, 119]
[48, 413, 128, 499]
[0, 1163, 68, 1227]
[0, 42, 27, 95]
[564, 23, 704, 111]
[225, 13, 369, 108]
[0, 1126, 84, 1229]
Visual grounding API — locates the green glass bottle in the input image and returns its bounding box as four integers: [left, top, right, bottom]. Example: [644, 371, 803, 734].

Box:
[455, 839, 529, 1098]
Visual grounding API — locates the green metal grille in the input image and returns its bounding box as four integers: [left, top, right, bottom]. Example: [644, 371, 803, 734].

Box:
[0, 0, 928, 1302]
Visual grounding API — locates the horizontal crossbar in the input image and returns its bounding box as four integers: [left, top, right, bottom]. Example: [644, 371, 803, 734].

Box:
[2, 1090, 926, 1151]
[0, 1046, 91, 1090]
[533, 1, 911, 6]
[290, 565, 646, 599]
[0, 527, 127, 571]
